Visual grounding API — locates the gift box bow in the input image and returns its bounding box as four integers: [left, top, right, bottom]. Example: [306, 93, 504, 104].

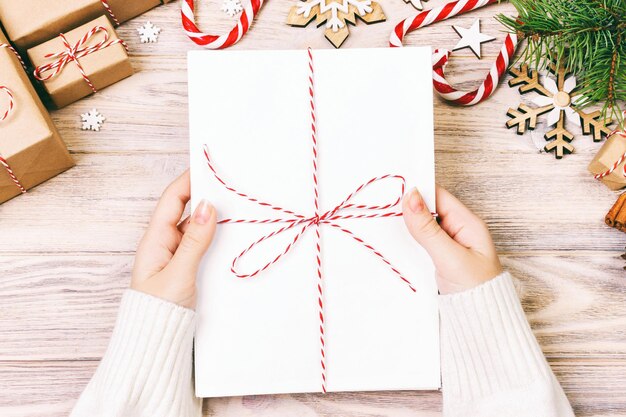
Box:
[33, 25, 128, 93]
[201, 48, 436, 393]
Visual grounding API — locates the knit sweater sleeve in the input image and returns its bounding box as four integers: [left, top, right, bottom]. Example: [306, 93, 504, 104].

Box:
[70, 290, 202, 417]
[438, 272, 575, 417]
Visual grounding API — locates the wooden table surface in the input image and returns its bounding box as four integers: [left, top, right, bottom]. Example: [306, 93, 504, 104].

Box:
[1, 1, 625, 416]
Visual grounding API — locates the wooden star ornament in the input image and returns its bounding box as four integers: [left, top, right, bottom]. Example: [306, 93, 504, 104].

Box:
[451, 19, 495, 59]
[286, 0, 385, 48]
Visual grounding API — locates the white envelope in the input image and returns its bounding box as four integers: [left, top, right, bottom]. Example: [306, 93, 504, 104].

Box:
[189, 47, 440, 398]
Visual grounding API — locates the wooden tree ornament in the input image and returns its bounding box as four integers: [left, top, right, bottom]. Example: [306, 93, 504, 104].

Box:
[544, 112, 575, 158]
[506, 104, 552, 134]
[286, 0, 385, 48]
[578, 109, 613, 141]
[508, 65, 551, 96]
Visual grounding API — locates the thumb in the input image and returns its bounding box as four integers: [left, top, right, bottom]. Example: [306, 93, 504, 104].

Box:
[402, 188, 464, 263]
[171, 200, 217, 274]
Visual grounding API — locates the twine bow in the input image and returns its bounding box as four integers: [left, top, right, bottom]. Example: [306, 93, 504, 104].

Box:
[33, 26, 127, 93]
[594, 111, 626, 181]
[0, 43, 27, 193]
[202, 48, 434, 393]
[205, 146, 417, 290]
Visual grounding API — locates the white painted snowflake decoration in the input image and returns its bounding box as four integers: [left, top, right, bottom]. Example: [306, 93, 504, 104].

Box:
[81, 109, 105, 131]
[221, 0, 243, 17]
[530, 75, 584, 127]
[137, 21, 161, 43]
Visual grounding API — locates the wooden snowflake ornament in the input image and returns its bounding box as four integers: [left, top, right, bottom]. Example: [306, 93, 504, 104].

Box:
[286, 0, 385, 48]
[506, 62, 614, 159]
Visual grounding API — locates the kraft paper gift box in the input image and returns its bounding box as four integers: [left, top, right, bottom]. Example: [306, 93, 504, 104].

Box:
[27, 16, 133, 109]
[589, 132, 626, 190]
[188, 48, 441, 397]
[0, 0, 162, 50]
[0, 30, 74, 204]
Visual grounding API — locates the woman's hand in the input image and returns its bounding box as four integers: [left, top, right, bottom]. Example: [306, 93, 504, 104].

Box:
[402, 186, 502, 295]
[131, 170, 217, 309]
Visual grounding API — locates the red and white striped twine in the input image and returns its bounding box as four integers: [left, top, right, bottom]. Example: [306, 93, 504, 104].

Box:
[181, 0, 264, 49]
[390, 0, 519, 105]
[202, 48, 433, 393]
[0, 42, 26, 70]
[33, 26, 128, 93]
[0, 44, 27, 193]
[0, 86, 14, 123]
[593, 113, 626, 180]
[100, 0, 120, 26]
[0, 88, 26, 193]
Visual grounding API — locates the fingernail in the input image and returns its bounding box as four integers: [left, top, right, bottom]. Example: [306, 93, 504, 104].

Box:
[193, 200, 214, 225]
[408, 188, 424, 213]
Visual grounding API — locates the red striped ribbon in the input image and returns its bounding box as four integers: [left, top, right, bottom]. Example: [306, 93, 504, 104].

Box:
[202, 48, 433, 392]
[389, 0, 519, 105]
[33, 26, 128, 93]
[0, 43, 27, 194]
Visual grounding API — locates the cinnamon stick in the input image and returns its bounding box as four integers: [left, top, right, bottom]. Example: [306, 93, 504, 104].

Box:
[605, 192, 626, 227]
[615, 204, 626, 231]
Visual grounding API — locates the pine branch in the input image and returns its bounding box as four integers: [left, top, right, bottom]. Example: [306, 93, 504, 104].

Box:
[498, 0, 626, 126]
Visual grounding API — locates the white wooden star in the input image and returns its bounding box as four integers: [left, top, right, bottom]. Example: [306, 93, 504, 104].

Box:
[451, 19, 496, 59]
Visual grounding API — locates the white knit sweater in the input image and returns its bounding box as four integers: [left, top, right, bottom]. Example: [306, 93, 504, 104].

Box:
[70, 272, 574, 417]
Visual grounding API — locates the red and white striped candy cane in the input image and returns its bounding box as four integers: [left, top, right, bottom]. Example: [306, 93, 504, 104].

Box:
[181, 0, 265, 48]
[0, 43, 27, 193]
[390, 0, 519, 105]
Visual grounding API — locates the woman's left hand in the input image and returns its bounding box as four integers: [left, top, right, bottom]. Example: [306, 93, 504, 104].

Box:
[131, 170, 217, 309]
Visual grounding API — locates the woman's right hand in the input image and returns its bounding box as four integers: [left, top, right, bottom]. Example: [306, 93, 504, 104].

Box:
[402, 185, 502, 295]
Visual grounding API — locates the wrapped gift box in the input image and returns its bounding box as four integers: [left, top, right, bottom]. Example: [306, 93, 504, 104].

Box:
[589, 132, 626, 190]
[189, 48, 440, 397]
[0, 30, 74, 204]
[28, 15, 133, 109]
[0, 0, 163, 50]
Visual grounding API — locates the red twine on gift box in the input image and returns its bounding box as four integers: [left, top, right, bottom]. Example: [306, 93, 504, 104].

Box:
[0, 43, 27, 194]
[202, 48, 435, 393]
[594, 112, 626, 181]
[33, 26, 128, 93]
[0, 86, 14, 123]
[100, 0, 120, 26]
[389, 0, 518, 106]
